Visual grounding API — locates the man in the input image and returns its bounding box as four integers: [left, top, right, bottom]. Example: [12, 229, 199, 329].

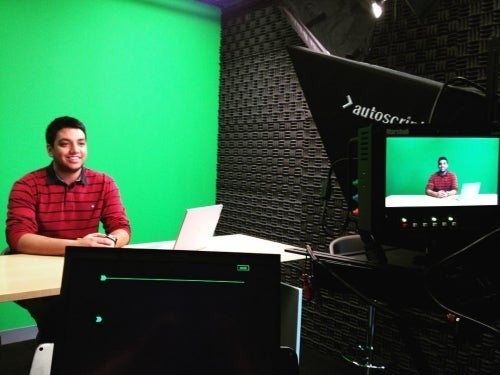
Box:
[6, 116, 131, 342]
[425, 156, 458, 198]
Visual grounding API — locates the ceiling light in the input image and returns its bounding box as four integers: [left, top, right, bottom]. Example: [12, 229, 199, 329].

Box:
[371, 0, 386, 19]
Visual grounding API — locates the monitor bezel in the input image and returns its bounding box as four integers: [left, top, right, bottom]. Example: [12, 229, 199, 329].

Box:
[358, 125, 500, 252]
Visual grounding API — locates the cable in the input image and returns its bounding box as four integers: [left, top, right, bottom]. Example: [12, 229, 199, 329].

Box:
[319, 157, 351, 236]
[319, 136, 359, 237]
[305, 243, 435, 374]
[427, 76, 487, 125]
[423, 227, 500, 336]
[305, 244, 396, 317]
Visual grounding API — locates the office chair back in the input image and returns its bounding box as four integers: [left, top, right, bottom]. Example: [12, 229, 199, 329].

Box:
[329, 234, 365, 255]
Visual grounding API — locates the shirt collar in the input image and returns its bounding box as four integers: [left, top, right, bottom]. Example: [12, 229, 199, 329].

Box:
[46, 163, 88, 185]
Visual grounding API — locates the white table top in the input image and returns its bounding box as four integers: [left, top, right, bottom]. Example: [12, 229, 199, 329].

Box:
[0, 234, 305, 302]
[385, 194, 497, 207]
[125, 233, 305, 262]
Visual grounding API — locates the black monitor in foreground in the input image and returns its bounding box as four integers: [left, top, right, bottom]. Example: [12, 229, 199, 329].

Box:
[52, 247, 281, 375]
[357, 125, 500, 255]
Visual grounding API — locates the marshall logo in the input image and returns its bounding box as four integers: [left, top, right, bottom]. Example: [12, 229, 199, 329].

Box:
[386, 128, 410, 134]
[342, 95, 426, 125]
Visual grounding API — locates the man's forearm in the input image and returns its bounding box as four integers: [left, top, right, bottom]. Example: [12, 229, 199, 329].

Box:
[15, 234, 79, 256]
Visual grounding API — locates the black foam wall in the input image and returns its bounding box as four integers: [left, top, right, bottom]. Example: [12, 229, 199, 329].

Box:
[215, 1, 499, 373]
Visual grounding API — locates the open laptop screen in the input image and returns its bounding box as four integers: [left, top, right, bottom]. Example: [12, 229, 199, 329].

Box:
[52, 247, 281, 375]
[173, 204, 223, 250]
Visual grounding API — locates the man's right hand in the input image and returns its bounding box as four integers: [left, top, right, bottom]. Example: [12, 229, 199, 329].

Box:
[76, 233, 116, 247]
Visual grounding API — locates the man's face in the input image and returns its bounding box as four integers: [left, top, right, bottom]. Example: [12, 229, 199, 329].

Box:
[47, 127, 87, 173]
[438, 159, 448, 173]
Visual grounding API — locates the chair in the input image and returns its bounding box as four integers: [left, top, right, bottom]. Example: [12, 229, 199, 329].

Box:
[29, 343, 53, 375]
[329, 234, 366, 256]
[329, 234, 386, 373]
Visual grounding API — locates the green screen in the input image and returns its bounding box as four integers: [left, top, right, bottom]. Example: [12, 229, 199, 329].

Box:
[0, 0, 220, 332]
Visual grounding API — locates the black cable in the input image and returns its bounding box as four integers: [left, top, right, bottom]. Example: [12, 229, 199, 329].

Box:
[319, 158, 349, 236]
[427, 76, 487, 125]
[423, 227, 500, 336]
[304, 244, 395, 317]
[319, 152, 358, 237]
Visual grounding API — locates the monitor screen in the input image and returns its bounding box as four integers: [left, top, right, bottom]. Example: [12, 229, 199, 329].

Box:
[52, 247, 282, 375]
[385, 135, 499, 208]
[358, 125, 500, 255]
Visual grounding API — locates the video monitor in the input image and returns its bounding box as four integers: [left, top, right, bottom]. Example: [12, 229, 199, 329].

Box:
[51, 247, 281, 375]
[357, 125, 500, 254]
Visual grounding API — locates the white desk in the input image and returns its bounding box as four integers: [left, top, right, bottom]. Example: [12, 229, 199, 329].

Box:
[126, 234, 305, 262]
[385, 194, 498, 207]
[0, 234, 305, 303]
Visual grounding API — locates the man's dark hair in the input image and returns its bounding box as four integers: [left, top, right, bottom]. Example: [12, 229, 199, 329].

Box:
[45, 116, 86, 146]
[437, 156, 448, 163]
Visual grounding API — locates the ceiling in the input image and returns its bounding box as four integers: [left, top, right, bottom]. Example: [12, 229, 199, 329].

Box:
[196, 0, 270, 11]
[196, 0, 437, 18]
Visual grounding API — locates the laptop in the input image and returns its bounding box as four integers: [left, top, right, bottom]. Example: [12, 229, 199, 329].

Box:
[171, 204, 223, 250]
[458, 182, 481, 200]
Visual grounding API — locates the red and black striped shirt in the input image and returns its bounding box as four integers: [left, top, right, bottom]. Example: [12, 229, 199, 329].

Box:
[6, 164, 131, 250]
[426, 171, 458, 192]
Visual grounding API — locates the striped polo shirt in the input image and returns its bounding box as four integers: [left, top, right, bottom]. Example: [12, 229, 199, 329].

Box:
[6, 164, 131, 250]
[426, 171, 458, 192]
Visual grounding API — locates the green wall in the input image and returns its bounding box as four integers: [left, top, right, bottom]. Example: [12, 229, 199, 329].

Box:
[0, 0, 220, 332]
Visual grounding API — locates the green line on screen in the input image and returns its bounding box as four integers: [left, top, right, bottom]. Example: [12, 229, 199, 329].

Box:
[99, 275, 244, 284]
